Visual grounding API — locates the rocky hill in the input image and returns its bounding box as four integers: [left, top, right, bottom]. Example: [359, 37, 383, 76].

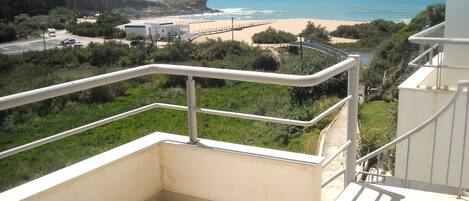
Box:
[0, 0, 215, 19]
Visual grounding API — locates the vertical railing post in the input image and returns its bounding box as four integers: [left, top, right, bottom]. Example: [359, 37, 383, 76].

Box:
[345, 55, 360, 186]
[186, 75, 198, 143]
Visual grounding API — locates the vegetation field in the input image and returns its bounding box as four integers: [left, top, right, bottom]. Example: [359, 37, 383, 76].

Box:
[0, 39, 346, 191]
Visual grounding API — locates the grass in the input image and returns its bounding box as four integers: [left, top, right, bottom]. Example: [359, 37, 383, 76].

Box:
[360, 101, 393, 129]
[0, 75, 339, 191]
[358, 100, 397, 172]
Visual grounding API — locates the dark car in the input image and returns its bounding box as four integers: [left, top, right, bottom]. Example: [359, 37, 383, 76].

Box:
[130, 40, 144, 47]
[60, 38, 76, 46]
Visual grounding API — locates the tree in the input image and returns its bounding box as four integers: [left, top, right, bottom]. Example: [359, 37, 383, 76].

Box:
[300, 21, 330, 43]
[0, 21, 16, 42]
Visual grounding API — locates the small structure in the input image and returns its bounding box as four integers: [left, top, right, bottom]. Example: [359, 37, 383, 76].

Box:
[124, 23, 190, 41]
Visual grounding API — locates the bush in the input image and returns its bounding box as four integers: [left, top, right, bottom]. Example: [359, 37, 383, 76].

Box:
[252, 54, 279, 71]
[126, 32, 145, 41]
[96, 12, 129, 27]
[252, 27, 297, 44]
[283, 54, 346, 105]
[153, 42, 199, 62]
[365, 4, 445, 100]
[300, 21, 330, 43]
[330, 19, 404, 48]
[200, 39, 246, 60]
[88, 42, 129, 66]
[67, 22, 126, 39]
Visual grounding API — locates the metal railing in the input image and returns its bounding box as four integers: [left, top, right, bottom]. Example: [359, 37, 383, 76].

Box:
[408, 21, 469, 88]
[353, 21, 469, 197]
[408, 22, 469, 45]
[289, 41, 350, 58]
[356, 80, 469, 197]
[0, 55, 361, 191]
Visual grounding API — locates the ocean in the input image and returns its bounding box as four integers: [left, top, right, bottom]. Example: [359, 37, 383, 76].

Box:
[184, 0, 445, 21]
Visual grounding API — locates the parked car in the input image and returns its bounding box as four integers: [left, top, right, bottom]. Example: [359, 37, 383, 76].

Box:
[73, 41, 83, 48]
[60, 38, 76, 46]
[130, 40, 144, 47]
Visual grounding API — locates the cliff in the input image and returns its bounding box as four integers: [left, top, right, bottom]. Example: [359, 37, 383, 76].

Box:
[0, 0, 214, 19]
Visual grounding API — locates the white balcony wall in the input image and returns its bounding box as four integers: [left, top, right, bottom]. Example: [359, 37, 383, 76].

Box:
[0, 133, 322, 201]
[395, 84, 469, 189]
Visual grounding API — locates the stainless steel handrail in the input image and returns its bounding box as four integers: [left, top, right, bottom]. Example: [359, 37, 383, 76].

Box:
[408, 22, 469, 45]
[322, 140, 351, 168]
[0, 56, 360, 168]
[357, 80, 469, 194]
[0, 96, 351, 159]
[357, 81, 469, 164]
[0, 58, 356, 111]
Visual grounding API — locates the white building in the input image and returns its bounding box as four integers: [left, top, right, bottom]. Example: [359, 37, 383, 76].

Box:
[394, 0, 469, 194]
[124, 23, 190, 41]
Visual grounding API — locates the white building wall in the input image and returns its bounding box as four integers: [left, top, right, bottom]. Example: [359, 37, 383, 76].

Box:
[395, 0, 469, 190]
[124, 25, 149, 37]
[439, 0, 469, 87]
[395, 86, 469, 189]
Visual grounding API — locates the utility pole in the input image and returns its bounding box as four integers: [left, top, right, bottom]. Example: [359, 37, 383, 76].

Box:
[231, 17, 234, 41]
[300, 35, 303, 62]
[41, 21, 46, 51]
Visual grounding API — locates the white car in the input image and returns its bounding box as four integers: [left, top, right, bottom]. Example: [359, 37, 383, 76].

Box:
[73, 41, 83, 48]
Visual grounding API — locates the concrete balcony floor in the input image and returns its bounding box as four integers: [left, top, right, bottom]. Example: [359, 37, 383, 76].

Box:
[336, 182, 468, 201]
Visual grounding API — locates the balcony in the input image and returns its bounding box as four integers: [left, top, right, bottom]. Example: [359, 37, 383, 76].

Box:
[1, 21, 469, 200]
[0, 133, 322, 201]
[0, 56, 359, 201]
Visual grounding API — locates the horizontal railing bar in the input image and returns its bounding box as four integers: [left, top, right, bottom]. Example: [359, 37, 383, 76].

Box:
[408, 63, 469, 70]
[408, 44, 439, 65]
[0, 103, 164, 159]
[321, 168, 345, 188]
[356, 171, 391, 178]
[409, 22, 445, 39]
[322, 140, 351, 168]
[0, 58, 357, 111]
[409, 37, 469, 45]
[198, 95, 350, 127]
[356, 81, 469, 164]
[409, 21, 469, 44]
[0, 95, 351, 159]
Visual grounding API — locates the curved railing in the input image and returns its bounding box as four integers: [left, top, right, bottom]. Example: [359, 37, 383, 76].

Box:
[357, 80, 469, 196]
[0, 54, 361, 190]
[289, 41, 350, 58]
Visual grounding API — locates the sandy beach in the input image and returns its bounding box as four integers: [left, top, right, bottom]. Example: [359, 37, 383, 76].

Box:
[127, 17, 360, 45]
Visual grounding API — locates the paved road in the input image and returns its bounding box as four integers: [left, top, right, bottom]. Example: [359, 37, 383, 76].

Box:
[0, 37, 63, 54]
[321, 106, 349, 201]
[0, 30, 106, 55]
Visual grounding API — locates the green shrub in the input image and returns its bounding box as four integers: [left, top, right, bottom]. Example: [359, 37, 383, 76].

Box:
[300, 21, 330, 43]
[252, 54, 279, 71]
[365, 4, 445, 100]
[96, 12, 129, 27]
[252, 27, 297, 44]
[330, 19, 404, 48]
[88, 42, 129, 66]
[283, 54, 345, 105]
[126, 32, 145, 41]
